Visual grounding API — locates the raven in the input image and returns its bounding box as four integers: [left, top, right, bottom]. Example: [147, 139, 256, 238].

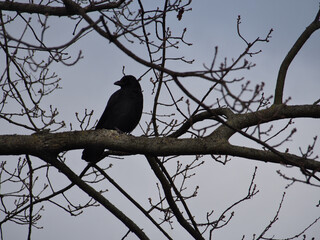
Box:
[82, 75, 143, 162]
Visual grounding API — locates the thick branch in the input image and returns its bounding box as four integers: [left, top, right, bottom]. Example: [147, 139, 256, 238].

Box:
[274, 8, 320, 104]
[1, 130, 319, 170]
[0, 0, 125, 16]
[1, 104, 320, 171]
[211, 104, 320, 140]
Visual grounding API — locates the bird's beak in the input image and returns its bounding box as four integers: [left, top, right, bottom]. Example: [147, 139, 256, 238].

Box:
[114, 80, 123, 86]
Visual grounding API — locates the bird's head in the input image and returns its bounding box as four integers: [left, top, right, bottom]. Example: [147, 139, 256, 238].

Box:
[114, 75, 141, 90]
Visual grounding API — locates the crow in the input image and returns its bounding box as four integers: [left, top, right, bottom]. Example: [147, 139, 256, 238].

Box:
[82, 75, 143, 162]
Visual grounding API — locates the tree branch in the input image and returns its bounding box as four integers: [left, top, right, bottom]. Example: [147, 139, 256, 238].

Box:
[0, 105, 319, 171]
[40, 154, 149, 240]
[145, 155, 204, 240]
[274, 8, 320, 104]
[92, 164, 172, 240]
[0, 0, 125, 16]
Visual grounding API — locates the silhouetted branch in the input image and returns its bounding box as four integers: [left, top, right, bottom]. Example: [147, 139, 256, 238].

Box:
[40, 154, 149, 240]
[274, 8, 320, 104]
[92, 163, 172, 240]
[0, 0, 126, 16]
[146, 155, 204, 239]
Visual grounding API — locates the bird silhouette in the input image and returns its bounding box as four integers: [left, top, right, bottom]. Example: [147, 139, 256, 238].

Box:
[82, 75, 143, 162]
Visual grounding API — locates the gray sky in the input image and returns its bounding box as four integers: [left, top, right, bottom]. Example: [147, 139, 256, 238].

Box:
[1, 0, 320, 239]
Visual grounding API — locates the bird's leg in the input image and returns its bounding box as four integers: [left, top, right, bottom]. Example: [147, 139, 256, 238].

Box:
[114, 127, 132, 136]
[114, 127, 124, 134]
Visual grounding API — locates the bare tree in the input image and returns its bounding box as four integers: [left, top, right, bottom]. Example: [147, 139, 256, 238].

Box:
[0, 1, 320, 239]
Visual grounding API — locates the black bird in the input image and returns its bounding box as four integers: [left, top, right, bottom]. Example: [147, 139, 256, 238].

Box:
[82, 75, 143, 162]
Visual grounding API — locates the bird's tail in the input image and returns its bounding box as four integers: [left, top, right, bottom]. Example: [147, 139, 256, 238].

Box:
[82, 147, 104, 162]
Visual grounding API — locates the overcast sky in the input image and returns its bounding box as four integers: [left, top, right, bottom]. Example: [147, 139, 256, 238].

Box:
[2, 0, 320, 239]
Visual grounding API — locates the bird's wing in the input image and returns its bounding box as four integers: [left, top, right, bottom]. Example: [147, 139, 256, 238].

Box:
[95, 88, 143, 132]
[95, 89, 122, 129]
